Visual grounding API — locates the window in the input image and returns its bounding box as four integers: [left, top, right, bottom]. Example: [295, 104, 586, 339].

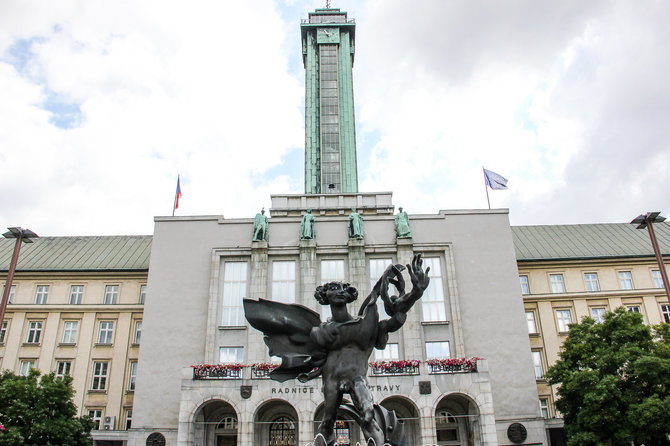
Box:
[26, 321, 42, 343]
[19, 360, 35, 376]
[374, 343, 399, 360]
[128, 361, 137, 391]
[549, 274, 565, 293]
[370, 258, 393, 318]
[584, 273, 600, 292]
[436, 410, 459, 443]
[61, 321, 79, 344]
[525, 311, 538, 334]
[426, 341, 450, 359]
[626, 305, 641, 313]
[221, 261, 248, 326]
[2, 284, 16, 304]
[34, 285, 49, 304]
[104, 285, 119, 304]
[139, 285, 147, 304]
[125, 409, 132, 430]
[519, 275, 530, 294]
[269, 416, 296, 446]
[555, 310, 572, 333]
[271, 261, 296, 304]
[133, 321, 142, 345]
[0, 321, 7, 344]
[591, 307, 606, 323]
[661, 304, 670, 323]
[56, 361, 72, 379]
[320, 259, 345, 320]
[91, 361, 108, 390]
[219, 347, 244, 363]
[97, 321, 114, 344]
[618, 271, 634, 290]
[88, 409, 103, 430]
[422, 257, 447, 322]
[539, 398, 550, 418]
[531, 351, 544, 379]
[69, 285, 84, 304]
[652, 270, 664, 289]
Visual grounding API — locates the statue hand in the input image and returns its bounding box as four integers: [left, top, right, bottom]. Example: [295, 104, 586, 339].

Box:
[407, 254, 430, 292]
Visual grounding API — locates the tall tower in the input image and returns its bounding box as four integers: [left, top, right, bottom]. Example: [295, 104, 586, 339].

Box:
[301, 8, 358, 194]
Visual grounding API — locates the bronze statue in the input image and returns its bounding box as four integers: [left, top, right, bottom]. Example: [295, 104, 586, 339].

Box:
[348, 207, 364, 239]
[300, 209, 315, 240]
[252, 208, 268, 241]
[244, 254, 430, 446]
[395, 207, 412, 238]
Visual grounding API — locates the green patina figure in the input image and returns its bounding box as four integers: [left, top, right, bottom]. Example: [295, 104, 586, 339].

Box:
[395, 207, 412, 238]
[348, 208, 363, 239]
[253, 208, 269, 242]
[300, 209, 316, 240]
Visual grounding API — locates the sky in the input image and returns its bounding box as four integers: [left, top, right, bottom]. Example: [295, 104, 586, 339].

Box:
[1, 0, 669, 236]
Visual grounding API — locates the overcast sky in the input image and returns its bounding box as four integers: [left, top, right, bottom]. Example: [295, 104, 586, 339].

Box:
[1, 0, 668, 236]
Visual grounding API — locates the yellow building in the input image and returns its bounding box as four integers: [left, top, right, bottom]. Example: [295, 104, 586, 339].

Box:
[513, 223, 670, 443]
[0, 235, 150, 446]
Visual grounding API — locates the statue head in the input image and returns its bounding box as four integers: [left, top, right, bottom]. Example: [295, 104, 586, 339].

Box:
[399, 207, 403, 212]
[307, 208, 312, 214]
[261, 208, 265, 215]
[314, 282, 358, 305]
[351, 207, 357, 213]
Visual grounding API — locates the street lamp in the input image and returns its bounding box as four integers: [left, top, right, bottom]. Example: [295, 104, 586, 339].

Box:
[0, 227, 38, 327]
[631, 212, 670, 304]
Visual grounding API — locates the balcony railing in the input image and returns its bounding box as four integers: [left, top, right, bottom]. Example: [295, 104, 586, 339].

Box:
[427, 358, 479, 374]
[251, 365, 278, 379]
[370, 364, 420, 376]
[192, 364, 244, 380]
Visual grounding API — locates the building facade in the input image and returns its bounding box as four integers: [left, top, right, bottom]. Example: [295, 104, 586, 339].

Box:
[513, 223, 670, 445]
[128, 193, 546, 446]
[0, 235, 150, 446]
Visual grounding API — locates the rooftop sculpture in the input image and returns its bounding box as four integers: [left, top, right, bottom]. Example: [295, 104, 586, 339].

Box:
[244, 254, 430, 446]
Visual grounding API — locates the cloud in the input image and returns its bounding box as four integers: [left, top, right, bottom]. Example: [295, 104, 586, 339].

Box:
[0, 0, 304, 235]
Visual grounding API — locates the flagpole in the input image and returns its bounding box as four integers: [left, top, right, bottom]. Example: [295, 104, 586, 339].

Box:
[172, 175, 180, 217]
[483, 167, 491, 209]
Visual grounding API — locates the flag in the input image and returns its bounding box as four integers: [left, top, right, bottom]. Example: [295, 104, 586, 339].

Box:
[174, 176, 182, 213]
[483, 168, 508, 190]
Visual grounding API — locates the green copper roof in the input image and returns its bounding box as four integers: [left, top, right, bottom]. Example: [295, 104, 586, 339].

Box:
[0, 235, 152, 272]
[512, 222, 670, 261]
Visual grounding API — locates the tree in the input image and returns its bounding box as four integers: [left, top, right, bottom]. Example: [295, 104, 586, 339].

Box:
[0, 369, 93, 446]
[545, 307, 670, 446]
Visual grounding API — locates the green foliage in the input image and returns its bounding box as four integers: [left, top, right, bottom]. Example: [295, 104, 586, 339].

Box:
[0, 369, 93, 446]
[545, 307, 670, 446]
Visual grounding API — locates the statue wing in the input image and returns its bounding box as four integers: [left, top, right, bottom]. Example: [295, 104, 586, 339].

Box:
[243, 298, 326, 382]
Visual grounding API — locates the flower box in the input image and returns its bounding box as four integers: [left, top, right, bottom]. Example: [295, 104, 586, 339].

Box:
[369, 359, 420, 376]
[191, 363, 245, 380]
[426, 357, 481, 374]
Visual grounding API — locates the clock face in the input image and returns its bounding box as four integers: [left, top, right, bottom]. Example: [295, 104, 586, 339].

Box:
[317, 27, 339, 44]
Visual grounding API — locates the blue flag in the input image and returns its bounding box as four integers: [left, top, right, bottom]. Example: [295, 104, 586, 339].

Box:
[483, 168, 508, 190]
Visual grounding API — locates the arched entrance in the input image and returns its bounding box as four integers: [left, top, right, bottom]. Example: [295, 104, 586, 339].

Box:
[193, 399, 238, 446]
[313, 400, 361, 445]
[380, 396, 421, 446]
[434, 394, 481, 446]
[254, 399, 299, 446]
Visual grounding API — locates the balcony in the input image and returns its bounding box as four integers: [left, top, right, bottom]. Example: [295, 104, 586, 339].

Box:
[251, 363, 279, 379]
[427, 358, 480, 374]
[369, 360, 420, 376]
[191, 364, 244, 380]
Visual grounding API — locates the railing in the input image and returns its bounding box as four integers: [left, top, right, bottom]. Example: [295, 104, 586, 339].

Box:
[251, 366, 277, 379]
[192, 365, 243, 380]
[428, 362, 477, 374]
[370, 364, 420, 376]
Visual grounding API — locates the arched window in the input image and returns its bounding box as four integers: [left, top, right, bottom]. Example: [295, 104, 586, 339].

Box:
[146, 432, 166, 446]
[436, 411, 459, 444]
[269, 416, 296, 446]
[217, 416, 238, 431]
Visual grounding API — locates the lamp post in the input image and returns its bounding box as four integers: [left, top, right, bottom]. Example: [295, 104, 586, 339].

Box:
[0, 227, 38, 327]
[631, 212, 670, 305]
